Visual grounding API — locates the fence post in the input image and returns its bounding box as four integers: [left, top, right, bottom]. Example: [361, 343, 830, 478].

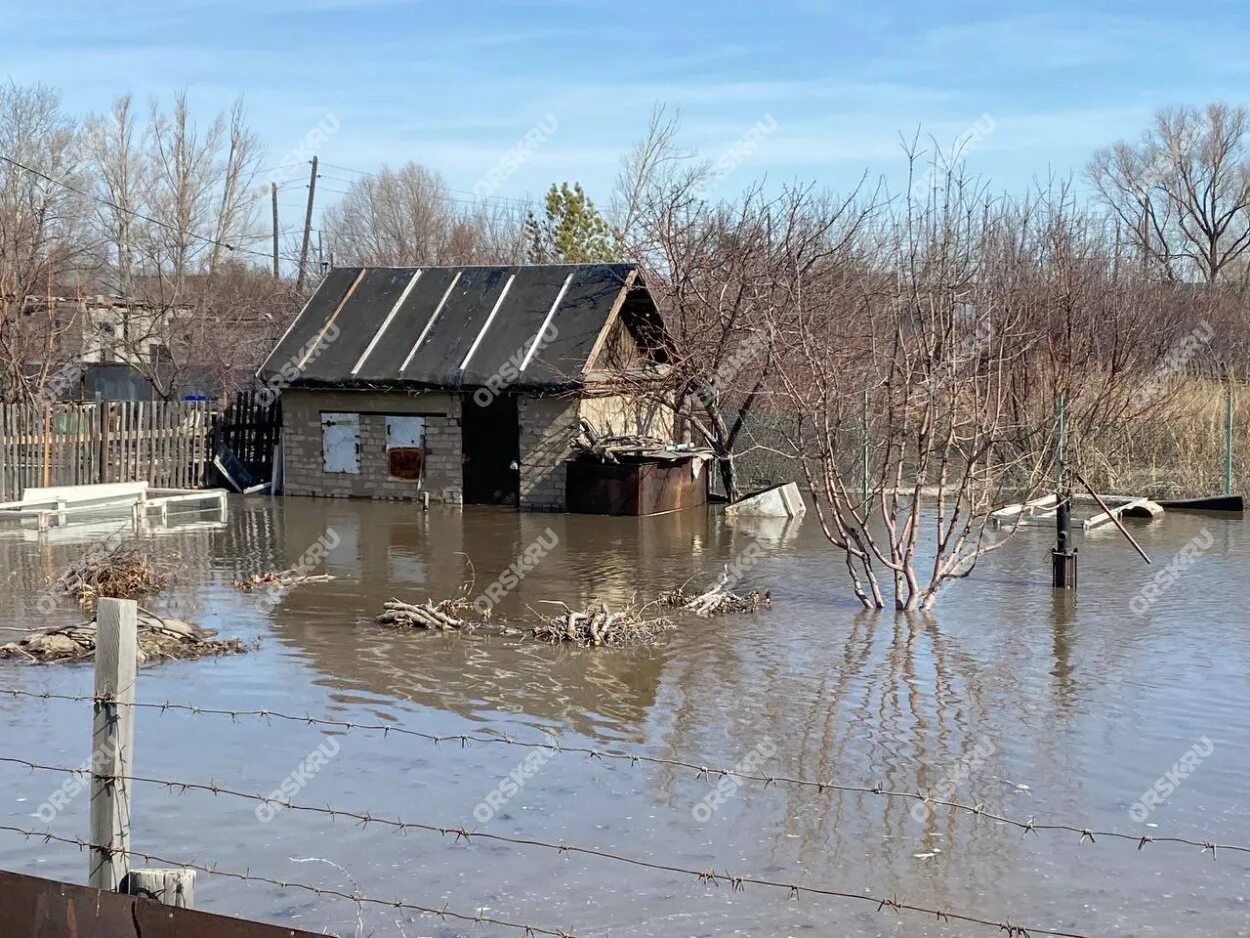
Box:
[89, 597, 137, 891]
[122, 868, 196, 908]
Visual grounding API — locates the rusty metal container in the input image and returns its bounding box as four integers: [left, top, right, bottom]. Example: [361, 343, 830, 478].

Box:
[565, 456, 708, 516]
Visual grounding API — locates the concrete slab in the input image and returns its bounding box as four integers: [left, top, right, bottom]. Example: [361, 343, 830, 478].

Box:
[724, 482, 806, 518]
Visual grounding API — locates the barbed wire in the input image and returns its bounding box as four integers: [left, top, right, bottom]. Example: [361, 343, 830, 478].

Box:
[0, 756, 1092, 938]
[0, 821, 576, 937]
[1, 688, 1240, 862]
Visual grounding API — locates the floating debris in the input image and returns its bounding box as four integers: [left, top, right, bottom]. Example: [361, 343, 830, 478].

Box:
[235, 569, 335, 592]
[0, 610, 247, 665]
[662, 580, 772, 617]
[531, 601, 672, 647]
[55, 540, 176, 608]
[376, 598, 476, 632]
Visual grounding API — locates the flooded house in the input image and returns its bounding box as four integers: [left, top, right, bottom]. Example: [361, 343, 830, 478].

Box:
[258, 263, 685, 511]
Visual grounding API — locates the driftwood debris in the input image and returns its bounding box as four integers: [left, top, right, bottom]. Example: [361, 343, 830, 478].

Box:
[572, 420, 712, 465]
[376, 598, 475, 632]
[531, 601, 673, 647]
[0, 610, 246, 664]
[663, 581, 772, 617]
[56, 541, 175, 608]
[234, 569, 335, 592]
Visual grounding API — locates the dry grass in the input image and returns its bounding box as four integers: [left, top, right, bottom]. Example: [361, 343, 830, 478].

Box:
[1079, 380, 1250, 497]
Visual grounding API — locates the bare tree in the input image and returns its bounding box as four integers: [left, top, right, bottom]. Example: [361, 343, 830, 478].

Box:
[323, 162, 525, 266]
[0, 81, 90, 400]
[1089, 103, 1250, 284]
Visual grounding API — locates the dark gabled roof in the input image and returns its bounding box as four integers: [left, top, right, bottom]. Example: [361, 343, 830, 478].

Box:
[258, 262, 667, 390]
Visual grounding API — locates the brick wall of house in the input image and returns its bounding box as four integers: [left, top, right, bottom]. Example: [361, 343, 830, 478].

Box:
[281, 388, 593, 510]
[517, 394, 580, 511]
[280, 388, 463, 502]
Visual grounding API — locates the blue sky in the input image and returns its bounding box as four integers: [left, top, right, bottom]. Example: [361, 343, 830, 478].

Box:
[3, 0, 1249, 222]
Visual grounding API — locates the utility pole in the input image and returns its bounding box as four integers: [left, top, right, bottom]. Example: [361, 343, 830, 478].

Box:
[271, 182, 280, 280]
[297, 156, 318, 292]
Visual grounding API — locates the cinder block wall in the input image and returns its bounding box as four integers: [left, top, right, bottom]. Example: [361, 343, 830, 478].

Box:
[517, 394, 580, 511]
[281, 388, 463, 501]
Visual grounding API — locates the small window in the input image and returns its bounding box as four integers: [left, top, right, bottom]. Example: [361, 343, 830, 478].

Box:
[386, 415, 425, 480]
[322, 412, 360, 473]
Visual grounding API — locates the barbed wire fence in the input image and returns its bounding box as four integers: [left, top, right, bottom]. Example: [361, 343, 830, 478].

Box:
[0, 605, 1241, 937]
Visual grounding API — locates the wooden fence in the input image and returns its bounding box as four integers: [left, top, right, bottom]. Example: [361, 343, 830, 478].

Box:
[209, 391, 281, 485]
[0, 400, 213, 502]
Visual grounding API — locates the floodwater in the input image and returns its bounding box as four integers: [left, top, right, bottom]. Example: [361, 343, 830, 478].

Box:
[1, 496, 1247, 937]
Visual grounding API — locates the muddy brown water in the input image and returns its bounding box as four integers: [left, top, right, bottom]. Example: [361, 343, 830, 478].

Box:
[1, 497, 1247, 937]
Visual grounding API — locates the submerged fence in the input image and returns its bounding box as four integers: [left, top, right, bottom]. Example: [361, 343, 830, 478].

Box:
[0, 397, 280, 502]
[3, 601, 1245, 938]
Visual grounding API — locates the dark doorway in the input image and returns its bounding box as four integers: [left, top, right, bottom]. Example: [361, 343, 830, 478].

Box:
[461, 392, 520, 505]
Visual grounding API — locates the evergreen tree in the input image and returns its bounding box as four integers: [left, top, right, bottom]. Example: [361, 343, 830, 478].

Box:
[525, 182, 615, 263]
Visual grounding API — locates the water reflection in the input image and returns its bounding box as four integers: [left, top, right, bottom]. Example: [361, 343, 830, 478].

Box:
[1, 496, 1247, 936]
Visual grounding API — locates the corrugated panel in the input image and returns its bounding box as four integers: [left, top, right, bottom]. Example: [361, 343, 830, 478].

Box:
[258, 267, 361, 378]
[529, 265, 632, 382]
[265, 263, 643, 388]
[400, 266, 514, 385]
[460, 265, 574, 386]
[301, 268, 419, 381]
[374, 267, 464, 380]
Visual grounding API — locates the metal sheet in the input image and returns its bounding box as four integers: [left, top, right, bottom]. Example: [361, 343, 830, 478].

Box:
[0, 868, 324, 938]
[258, 267, 360, 378]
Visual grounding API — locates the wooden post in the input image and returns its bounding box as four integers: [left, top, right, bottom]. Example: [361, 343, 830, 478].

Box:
[89, 598, 137, 892]
[42, 404, 51, 488]
[296, 156, 318, 292]
[122, 868, 195, 908]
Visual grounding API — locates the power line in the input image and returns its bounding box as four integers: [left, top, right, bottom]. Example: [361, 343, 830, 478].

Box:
[0, 756, 1097, 938]
[0, 154, 274, 263]
[0, 822, 575, 937]
[315, 158, 538, 210]
[1, 689, 1237, 862]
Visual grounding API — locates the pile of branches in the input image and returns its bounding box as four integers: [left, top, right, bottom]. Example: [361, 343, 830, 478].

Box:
[572, 420, 691, 464]
[1, 610, 247, 664]
[56, 541, 176, 608]
[531, 601, 673, 647]
[663, 580, 772, 617]
[376, 597, 476, 632]
[235, 569, 335, 592]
